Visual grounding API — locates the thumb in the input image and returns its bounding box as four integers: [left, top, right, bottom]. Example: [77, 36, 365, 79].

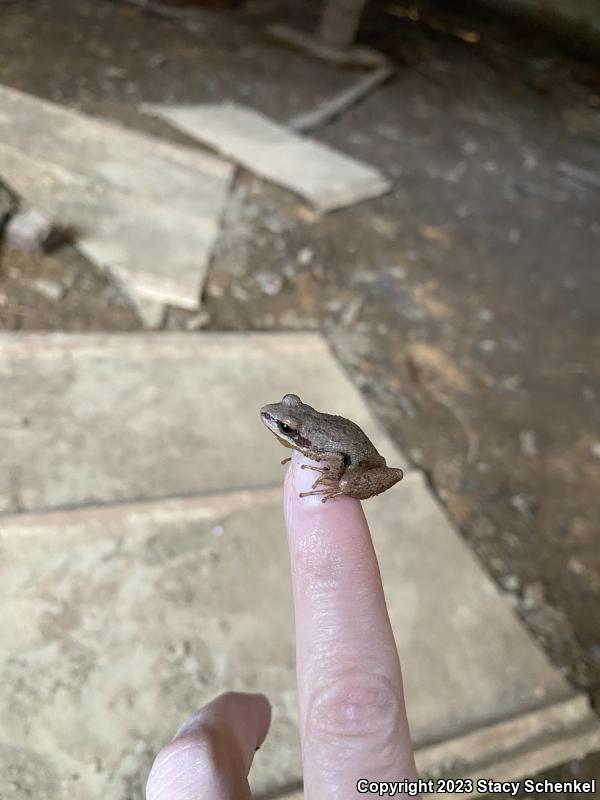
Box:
[146, 692, 271, 800]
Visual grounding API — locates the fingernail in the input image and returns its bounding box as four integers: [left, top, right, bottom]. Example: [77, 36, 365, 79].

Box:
[291, 452, 326, 506]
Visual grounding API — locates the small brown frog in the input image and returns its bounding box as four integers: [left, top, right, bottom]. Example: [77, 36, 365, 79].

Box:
[260, 393, 403, 502]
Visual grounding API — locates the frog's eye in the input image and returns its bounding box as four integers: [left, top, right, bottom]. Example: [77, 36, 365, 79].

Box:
[278, 421, 296, 435]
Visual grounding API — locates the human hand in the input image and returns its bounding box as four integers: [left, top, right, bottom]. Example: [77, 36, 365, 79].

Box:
[146, 450, 418, 799]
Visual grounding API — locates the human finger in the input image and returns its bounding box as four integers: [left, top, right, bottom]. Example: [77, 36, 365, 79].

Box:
[284, 451, 417, 799]
[146, 691, 271, 800]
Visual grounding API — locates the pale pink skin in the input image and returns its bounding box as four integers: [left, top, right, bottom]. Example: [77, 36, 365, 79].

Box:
[146, 451, 418, 800]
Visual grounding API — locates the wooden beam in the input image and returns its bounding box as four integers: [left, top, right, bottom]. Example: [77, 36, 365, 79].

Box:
[318, 0, 368, 49]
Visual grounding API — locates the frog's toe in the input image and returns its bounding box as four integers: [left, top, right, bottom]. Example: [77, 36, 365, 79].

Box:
[321, 491, 344, 503]
[299, 480, 343, 501]
[301, 464, 330, 474]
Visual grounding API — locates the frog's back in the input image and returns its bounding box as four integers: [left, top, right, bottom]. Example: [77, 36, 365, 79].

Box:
[311, 409, 385, 469]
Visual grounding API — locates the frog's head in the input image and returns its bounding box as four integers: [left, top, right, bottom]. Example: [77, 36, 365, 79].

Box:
[260, 393, 312, 451]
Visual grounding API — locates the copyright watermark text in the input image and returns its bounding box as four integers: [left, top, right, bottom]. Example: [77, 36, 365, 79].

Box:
[356, 778, 597, 796]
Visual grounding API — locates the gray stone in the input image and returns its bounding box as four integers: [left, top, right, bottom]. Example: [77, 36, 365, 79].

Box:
[184, 309, 211, 330]
[519, 429, 539, 457]
[142, 102, 391, 213]
[4, 208, 53, 253]
[0, 333, 408, 514]
[0, 85, 232, 219]
[296, 246, 315, 266]
[0, 84, 233, 309]
[132, 294, 166, 330]
[255, 270, 284, 296]
[0, 475, 597, 800]
[0, 146, 222, 309]
[558, 161, 600, 190]
[24, 277, 65, 302]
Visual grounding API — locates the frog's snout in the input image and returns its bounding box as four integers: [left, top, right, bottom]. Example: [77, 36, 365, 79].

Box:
[260, 407, 278, 431]
[260, 406, 274, 421]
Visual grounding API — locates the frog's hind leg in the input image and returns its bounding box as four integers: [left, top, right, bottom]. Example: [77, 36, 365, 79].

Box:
[298, 485, 344, 503]
[340, 466, 403, 500]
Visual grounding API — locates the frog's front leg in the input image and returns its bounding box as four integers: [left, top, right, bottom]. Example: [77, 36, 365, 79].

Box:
[339, 465, 403, 500]
[298, 453, 347, 501]
[300, 452, 345, 487]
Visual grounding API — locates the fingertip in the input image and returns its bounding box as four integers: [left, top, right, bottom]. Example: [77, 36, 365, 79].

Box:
[283, 450, 375, 605]
[146, 692, 273, 800]
[174, 692, 272, 751]
[245, 692, 272, 748]
[284, 450, 358, 527]
[289, 450, 322, 504]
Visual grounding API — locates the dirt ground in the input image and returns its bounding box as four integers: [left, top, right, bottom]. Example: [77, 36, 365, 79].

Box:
[0, 0, 599, 790]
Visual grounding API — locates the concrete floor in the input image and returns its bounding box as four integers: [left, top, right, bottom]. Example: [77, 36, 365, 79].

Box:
[0, 0, 599, 790]
[5, 333, 595, 797]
